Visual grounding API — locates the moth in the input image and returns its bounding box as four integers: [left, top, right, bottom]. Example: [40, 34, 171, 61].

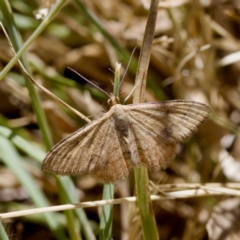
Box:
[0, 22, 211, 183]
[42, 94, 211, 183]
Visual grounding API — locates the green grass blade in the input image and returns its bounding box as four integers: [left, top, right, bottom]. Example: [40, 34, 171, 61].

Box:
[0, 223, 9, 240]
[1, 1, 96, 238]
[0, 127, 96, 239]
[0, 0, 53, 149]
[57, 180, 82, 240]
[134, 167, 159, 239]
[0, 126, 96, 240]
[0, 0, 67, 82]
[0, 126, 46, 161]
[133, 0, 160, 239]
[99, 184, 114, 240]
[0, 135, 68, 240]
[58, 178, 97, 240]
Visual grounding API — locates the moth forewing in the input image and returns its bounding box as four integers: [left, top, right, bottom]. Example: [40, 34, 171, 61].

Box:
[41, 110, 113, 174]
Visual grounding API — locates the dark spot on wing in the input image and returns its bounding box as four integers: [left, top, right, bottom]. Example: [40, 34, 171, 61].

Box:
[161, 127, 173, 142]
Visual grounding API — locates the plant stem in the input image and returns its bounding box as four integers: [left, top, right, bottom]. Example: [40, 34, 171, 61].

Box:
[99, 63, 121, 240]
[99, 184, 114, 240]
[0, 0, 67, 83]
[133, 0, 160, 239]
[0, 1, 95, 239]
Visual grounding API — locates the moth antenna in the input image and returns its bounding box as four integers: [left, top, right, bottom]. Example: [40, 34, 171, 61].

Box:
[116, 46, 138, 94]
[0, 22, 91, 123]
[108, 68, 115, 75]
[67, 67, 111, 98]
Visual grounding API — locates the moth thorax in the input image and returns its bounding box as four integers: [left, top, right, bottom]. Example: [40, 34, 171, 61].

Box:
[108, 94, 120, 106]
[115, 115, 126, 127]
[113, 106, 128, 134]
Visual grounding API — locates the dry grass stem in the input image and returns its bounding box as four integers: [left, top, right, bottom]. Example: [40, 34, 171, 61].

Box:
[1, 184, 240, 220]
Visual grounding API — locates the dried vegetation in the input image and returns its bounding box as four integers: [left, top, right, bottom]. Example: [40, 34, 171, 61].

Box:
[1, 0, 240, 239]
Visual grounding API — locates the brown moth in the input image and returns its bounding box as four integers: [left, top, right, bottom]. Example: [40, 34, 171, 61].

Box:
[0, 22, 211, 183]
[42, 94, 211, 183]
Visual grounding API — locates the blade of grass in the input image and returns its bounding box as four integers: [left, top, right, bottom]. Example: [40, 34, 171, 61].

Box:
[99, 184, 114, 240]
[0, 126, 96, 240]
[59, 178, 96, 240]
[133, 0, 160, 239]
[0, 126, 46, 161]
[0, 135, 68, 240]
[0, 129, 85, 240]
[0, 0, 53, 148]
[57, 181, 82, 240]
[0, 0, 67, 81]
[0, 1, 96, 239]
[0, 223, 9, 240]
[0, 2, 68, 239]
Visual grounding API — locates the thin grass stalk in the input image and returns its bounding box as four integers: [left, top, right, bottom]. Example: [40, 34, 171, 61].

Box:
[0, 5, 68, 239]
[0, 223, 9, 240]
[0, 0, 67, 81]
[2, 185, 240, 220]
[0, 135, 68, 240]
[113, 63, 121, 97]
[57, 180, 82, 240]
[0, 0, 53, 148]
[0, 2, 95, 239]
[133, 0, 160, 239]
[99, 63, 121, 240]
[99, 184, 114, 240]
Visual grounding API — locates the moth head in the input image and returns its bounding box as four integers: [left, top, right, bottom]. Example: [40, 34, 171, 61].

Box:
[108, 93, 120, 106]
